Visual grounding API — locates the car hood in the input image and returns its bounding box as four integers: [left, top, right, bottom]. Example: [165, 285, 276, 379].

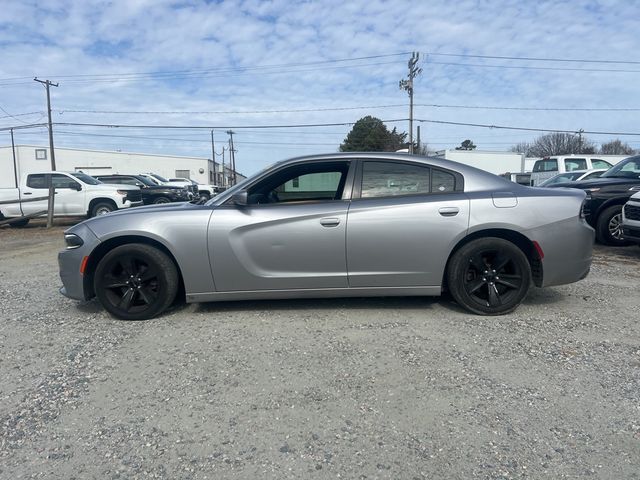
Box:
[546, 177, 637, 189]
[89, 183, 139, 191]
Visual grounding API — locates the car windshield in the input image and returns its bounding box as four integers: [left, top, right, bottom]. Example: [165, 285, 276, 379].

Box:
[539, 172, 579, 186]
[150, 173, 169, 182]
[601, 156, 640, 179]
[134, 175, 158, 186]
[70, 172, 101, 185]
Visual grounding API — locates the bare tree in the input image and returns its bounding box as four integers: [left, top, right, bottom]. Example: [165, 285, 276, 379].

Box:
[511, 132, 595, 157]
[600, 139, 636, 155]
[510, 142, 533, 156]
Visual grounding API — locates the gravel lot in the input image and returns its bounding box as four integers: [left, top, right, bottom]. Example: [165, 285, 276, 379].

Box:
[1, 220, 639, 479]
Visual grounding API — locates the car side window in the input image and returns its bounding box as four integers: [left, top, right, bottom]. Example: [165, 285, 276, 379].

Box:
[246, 161, 350, 205]
[361, 161, 431, 198]
[26, 174, 47, 189]
[432, 169, 456, 193]
[592, 159, 612, 169]
[565, 158, 586, 171]
[51, 174, 80, 189]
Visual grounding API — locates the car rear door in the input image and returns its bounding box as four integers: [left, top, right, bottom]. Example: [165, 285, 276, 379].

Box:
[346, 160, 470, 287]
[19, 174, 50, 216]
[209, 160, 354, 291]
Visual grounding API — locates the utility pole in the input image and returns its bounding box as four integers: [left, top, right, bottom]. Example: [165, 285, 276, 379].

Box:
[210, 130, 216, 185]
[226, 130, 236, 186]
[34, 78, 59, 228]
[221, 146, 226, 188]
[399, 52, 422, 154]
[577, 128, 584, 153]
[10, 128, 18, 189]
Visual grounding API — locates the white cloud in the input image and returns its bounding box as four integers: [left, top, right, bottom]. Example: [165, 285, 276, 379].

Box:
[1, 0, 639, 174]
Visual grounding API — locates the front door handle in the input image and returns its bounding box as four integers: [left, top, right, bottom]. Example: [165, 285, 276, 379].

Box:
[438, 207, 459, 217]
[320, 217, 340, 227]
[23, 192, 32, 195]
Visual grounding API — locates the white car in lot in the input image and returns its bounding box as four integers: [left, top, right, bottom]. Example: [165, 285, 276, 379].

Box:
[538, 169, 606, 187]
[621, 191, 640, 245]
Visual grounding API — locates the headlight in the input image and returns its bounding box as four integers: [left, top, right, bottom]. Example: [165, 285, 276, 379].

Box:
[64, 233, 84, 249]
[116, 190, 129, 196]
[585, 187, 600, 193]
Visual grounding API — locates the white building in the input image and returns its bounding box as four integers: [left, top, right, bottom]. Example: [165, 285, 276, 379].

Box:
[0, 144, 243, 189]
[434, 149, 526, 175]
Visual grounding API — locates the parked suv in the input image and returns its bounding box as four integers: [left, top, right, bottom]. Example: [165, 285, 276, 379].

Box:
[546, 155, 640, 245]
[94, 174, 191, 204]
[139, 172, 197, 198]
[622, 191, 640, 245]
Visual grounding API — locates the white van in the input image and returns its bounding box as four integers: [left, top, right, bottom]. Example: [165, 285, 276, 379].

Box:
[530, 155, 627, 186]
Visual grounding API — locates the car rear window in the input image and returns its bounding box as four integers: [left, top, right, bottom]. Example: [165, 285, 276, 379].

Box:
[565, 158, 587, 171]
[533, 159, 558, 172]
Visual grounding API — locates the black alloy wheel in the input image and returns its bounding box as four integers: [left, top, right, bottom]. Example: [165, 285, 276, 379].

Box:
[447, 237, 531, 315]
[94, 244, 178, 320]
[596, 205, 632, 246]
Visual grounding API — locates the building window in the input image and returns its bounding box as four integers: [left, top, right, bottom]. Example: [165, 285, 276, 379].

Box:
[35, 148, 47, 160]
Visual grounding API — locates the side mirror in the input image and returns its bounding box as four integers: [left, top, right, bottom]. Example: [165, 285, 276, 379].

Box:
[72, 183, 82, 191]
[232, 190, 248, 206]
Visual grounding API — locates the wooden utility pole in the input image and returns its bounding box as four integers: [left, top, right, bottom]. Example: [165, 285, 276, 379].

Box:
[10, 128, 18, 188]
[226, 130, 236, 186]
[399, 52, 422, 154]
[210, 130, 216, 184]
[34, 78, 58, 228]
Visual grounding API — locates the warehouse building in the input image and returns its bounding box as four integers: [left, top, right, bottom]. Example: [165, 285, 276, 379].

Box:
[0, 144, 243, 189]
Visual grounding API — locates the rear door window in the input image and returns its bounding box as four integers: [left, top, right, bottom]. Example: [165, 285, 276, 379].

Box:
[361, 161, 431, 198]
[26, 174, 47, 189]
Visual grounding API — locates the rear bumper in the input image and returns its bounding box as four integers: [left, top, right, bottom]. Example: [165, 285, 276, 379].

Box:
[530, 217, 595, 288]
[622, 226, 640, 244]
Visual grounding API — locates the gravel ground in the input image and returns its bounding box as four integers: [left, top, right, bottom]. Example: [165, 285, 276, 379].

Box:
[1, 220, 639, 479]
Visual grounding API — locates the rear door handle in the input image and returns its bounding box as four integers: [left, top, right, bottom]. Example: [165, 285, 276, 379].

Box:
[438, 207, 459, 217]
[320, 217, 340, 227]
[23, 192, 32, 195]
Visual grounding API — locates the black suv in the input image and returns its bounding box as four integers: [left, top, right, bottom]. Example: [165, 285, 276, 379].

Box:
[95, 174, 191, 205]
[547, 155, 640, 245]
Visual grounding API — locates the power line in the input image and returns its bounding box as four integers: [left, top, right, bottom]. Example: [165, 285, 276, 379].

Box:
[52, 119, 410, 130]
[55, 103, 640, 116]
[425, 52, 640, 65]
[0, 52, 410, 83]
[415, 118, 640, 136]
[425, 60, 640, 74]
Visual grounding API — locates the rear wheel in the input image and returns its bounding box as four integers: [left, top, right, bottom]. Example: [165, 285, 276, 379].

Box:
[153, 196, 171, 204]
[447, 237, 531, 315]
[198, 192, 211, 202]
[596, 205, 631, 246]
[94, 244, 178, 320]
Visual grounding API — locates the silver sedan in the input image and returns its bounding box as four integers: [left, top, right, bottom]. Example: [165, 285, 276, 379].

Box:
[58, 153, 594, 320]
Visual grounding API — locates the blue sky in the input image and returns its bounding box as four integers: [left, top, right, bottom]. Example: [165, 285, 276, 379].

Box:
[1, 0, 639, 175]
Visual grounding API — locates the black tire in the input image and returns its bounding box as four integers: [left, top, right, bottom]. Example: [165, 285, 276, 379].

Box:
[596, 205, 632, 246]
[447, 237, 531, 315]
[94, 244, 178, 320]
[153, 196, 171, 204]
[198, 192, 211, 202]
[91, 201, 116, 217]
[8, 218, 30, 228]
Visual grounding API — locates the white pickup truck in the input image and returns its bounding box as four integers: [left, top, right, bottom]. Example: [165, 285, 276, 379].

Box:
[0, 171, 143, 227]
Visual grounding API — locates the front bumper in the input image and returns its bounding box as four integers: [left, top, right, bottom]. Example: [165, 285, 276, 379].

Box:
[58, 223, 101, 301]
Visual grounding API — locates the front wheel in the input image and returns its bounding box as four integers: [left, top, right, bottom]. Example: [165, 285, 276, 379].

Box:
[94, 244, 178, 320]
[91, 201, 116, 217]
[596, 205, 632, 246]
[153, 196, 171, 204]
[447, 238, 532, 315]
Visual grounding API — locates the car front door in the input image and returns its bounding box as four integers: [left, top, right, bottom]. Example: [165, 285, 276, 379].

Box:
[51, 174, 85, 215]
[209, 160, 354, 291]
[346, 160, 470, 287]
